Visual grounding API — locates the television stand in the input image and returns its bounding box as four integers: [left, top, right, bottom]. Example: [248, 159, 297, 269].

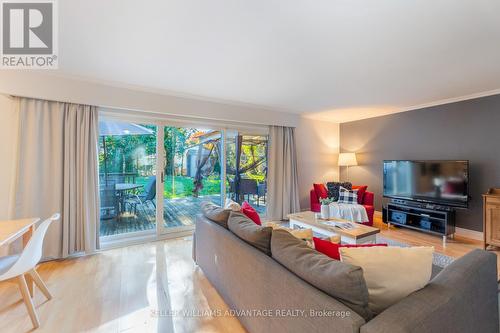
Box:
[383, 201, 456, 247]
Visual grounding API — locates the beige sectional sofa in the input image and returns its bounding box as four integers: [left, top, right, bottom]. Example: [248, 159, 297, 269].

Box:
[194, 211, 499, 333]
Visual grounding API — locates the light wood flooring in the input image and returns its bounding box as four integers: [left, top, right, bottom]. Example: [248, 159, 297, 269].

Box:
[0, 237, 245, 333]
[0, 217, 497, 333]
[374, 217, 500, 275]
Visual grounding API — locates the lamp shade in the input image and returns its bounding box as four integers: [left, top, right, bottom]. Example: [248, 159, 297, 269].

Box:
[338, 153, 358, 166]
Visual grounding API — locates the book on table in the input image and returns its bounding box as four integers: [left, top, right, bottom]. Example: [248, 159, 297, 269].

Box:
[320, 221, 357, 230]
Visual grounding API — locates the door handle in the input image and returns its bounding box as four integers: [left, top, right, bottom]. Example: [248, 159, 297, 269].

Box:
[161, 171, 164, 183]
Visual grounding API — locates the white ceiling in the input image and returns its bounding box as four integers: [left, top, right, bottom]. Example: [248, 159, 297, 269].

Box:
[55, 0, 500, 122]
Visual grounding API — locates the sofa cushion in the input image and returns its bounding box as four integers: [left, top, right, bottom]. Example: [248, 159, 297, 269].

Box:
[224, 198, 241, 211]
[228, 211, 272, 255]
[271, 229, 372, 320]
[313, 237, 387, 260]
[201, 201, 230, 229]
[313, 183, 328, 200]
[352, 185, 368, 204]
[340, 246, 434, 314]
[241, 201, 262, 225]
[326, 181, 352, 201]
[338, 186, 358, 204]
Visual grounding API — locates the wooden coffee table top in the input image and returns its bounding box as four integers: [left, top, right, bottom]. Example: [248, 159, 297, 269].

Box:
[287, 211, 380, 240]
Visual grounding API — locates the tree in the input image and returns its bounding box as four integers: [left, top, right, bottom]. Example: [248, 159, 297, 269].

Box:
[164, 127, 198, 176]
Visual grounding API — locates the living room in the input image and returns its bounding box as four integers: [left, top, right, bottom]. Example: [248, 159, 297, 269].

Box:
[0, 1, 499, 332]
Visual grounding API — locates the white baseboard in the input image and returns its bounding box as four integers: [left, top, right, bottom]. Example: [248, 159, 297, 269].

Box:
[375, 210, 483, 241]
[455, 227, 483, 241]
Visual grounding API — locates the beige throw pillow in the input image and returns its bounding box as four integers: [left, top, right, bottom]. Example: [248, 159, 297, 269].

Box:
[265, 222, 313, 240]
[339, 246, 434, 314]
[224, 198, 241, 211]
[329, 235, 341, 244]
[290, 228, 313, 240]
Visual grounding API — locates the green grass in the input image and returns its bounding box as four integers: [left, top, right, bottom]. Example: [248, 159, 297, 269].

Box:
[136, 175, 221, 199]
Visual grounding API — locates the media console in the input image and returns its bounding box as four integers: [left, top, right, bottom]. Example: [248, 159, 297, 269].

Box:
[383, 200, 456, 246]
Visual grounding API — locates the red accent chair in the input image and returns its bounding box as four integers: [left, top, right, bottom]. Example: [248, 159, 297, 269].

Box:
[310, 186, 375, 226]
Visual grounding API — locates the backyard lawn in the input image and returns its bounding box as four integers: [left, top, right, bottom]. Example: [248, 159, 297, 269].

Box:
[136, 175, 221, 199]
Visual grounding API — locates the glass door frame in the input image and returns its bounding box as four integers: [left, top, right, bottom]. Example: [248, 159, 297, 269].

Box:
[155, 122, 226, 236]
[99, 109, 268, 247]
[98, 114, 159, 246]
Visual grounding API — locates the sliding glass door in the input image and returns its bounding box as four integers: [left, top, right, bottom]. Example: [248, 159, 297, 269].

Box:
[158, 126, 223, 234]
[226, 131, 268, 218]
[98, 115, 268, 244]
[98, 119, 157, 239]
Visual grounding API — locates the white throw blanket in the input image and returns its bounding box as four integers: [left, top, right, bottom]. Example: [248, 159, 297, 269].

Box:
[328, 202, 368, 223]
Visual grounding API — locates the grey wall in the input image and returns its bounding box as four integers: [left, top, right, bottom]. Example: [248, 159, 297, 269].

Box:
[340, 94, 500, 231]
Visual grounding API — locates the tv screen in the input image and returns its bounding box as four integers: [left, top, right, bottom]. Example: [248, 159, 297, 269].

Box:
[383, 160, 469, 208]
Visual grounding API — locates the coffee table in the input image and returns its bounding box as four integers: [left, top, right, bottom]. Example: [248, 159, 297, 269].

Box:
[287, 211, 380, 245]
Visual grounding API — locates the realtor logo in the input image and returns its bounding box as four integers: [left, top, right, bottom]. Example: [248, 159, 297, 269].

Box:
[1, 0, 58, 68]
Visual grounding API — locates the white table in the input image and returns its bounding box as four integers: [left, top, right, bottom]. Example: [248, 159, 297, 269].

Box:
[0, 218, 40, 294]
[288, 211, 379, 245]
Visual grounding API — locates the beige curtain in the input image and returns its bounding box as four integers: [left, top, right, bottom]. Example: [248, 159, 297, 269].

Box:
[14, 97, 99, 259]
[267, 125, 300, 220]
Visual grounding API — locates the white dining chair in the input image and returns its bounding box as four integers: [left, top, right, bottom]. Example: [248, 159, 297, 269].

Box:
[0, 213, 60, 329]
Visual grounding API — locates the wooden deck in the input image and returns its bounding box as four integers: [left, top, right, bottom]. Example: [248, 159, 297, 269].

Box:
[100, 195, 266, 236]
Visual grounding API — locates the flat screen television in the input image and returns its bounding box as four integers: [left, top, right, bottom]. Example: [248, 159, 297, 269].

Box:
[383, 160, 469, 208]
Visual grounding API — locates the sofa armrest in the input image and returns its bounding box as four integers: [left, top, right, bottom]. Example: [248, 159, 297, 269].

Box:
[363, 191, 374, 206]
[362, 205, 374, 226]
[310, 189, 319, 206]
[360, 249, 499, 333]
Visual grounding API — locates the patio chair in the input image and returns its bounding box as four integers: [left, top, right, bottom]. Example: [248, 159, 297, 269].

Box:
[257, 182, 267, 206]
[240, 178, 258, 202]
[228, 178, 236, 200]
[125, 176, 156, 217]
[100, 184, 119, 220]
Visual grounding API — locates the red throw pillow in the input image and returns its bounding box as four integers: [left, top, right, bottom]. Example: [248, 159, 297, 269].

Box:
[241, 201, 262, 225]
[313, 183, 328, 199]
[352, 185, 368, 204]
[313, 237, 387, 260]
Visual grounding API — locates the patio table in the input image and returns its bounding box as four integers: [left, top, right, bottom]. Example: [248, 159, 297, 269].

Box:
[115, 183, 143, 214]
[116, 183, 143, 191]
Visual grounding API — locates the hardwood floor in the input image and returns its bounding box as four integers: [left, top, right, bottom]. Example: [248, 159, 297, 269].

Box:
[0, 219, 497, 333]
[374, 217, 500, 279]
[0, 237, 245, 333]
